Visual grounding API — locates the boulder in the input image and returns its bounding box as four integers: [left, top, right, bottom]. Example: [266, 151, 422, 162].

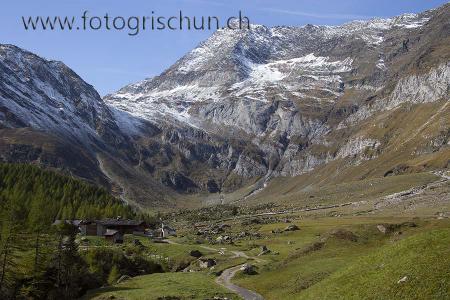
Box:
[240, 264, 257, 275]
[199, 258, 216, 269]
[377, 224, 387, 234]
[436, 212, 448, 219]
[238, 231, 248, 238]
[377, 222, 417, 235]
[284, 224, 300, 232]
[216, 235, 232, 244]
[189, 250, 203, 258]
[259, 245, 271, 256]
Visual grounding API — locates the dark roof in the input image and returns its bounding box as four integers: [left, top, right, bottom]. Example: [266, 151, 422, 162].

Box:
[77, 219, 145, 226]
[162, 225, 176, 231]
[53, 220, 82, 226]
[104, 229, 120, 236]
[97, 219, 145, 226]
[79, 220, 95, 225]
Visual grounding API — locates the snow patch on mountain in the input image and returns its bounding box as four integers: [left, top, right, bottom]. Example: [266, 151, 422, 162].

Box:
[0, 44, 117, 144]
[106, 51, 354, 129]
[106, 10, 431, 129]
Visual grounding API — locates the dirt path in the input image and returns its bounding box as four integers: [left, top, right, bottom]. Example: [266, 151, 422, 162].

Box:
[374, 171, 450, 210]
[196, 246, 266, 298]
[167, 241, 265, 298]
[216, 264, 264, 300]
[193, 202, 354, 227]
[196, 245, 267, 263]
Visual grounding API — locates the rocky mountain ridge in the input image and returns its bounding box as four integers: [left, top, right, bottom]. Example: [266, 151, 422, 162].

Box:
[1, 4, 449, 208]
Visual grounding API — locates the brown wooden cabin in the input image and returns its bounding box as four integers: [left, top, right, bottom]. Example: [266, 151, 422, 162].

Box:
[78, 218, 146, 236]
[79, 220, 98, 236]
[97, 218, 146, 235]
[104, 229, 124, 244]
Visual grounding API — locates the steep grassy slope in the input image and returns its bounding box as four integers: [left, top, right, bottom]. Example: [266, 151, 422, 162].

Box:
[242, 172, 439, 207]
[231, 99, 449, 207]
[299, 228, 450, 299]
[0, 128, 109, 187]
[233, 218, 450, 300]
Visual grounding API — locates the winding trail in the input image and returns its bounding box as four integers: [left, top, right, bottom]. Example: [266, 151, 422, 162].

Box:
[216, 264, 264, 300]
[167, 241, 265, 299]
[374, 171, 450, 209]
[198, 246, 266, 299]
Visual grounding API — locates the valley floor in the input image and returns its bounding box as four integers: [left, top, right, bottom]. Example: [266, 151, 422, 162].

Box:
[86, 173, 450, 300]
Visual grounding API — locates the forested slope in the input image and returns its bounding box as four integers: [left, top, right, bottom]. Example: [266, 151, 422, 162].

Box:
[0, 163, 134, 224]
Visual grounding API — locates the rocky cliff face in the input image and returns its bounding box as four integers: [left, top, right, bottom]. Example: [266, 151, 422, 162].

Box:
[0, 45, 178, 206]
[0, 45, 120, 144]
[0, 44, 124, 186]
[1, 4, 449, 207]
[105, 4, 449, 198]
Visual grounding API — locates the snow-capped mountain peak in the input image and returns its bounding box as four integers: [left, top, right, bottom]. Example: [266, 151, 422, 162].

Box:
[1, 4, 448, 206]
[0, 44, 118, 145]
[105, 8, 433, 132]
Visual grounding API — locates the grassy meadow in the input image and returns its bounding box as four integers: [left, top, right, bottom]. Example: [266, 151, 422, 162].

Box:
[87, 170, 449, 300]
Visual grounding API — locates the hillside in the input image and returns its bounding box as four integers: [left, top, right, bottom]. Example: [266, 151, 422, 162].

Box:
[298, 228, 450, 299]
[1, 2, 449, 300]
[0, 163, 134, 223]
[1, 4, 449, 208]
[105, 3, 449, 206]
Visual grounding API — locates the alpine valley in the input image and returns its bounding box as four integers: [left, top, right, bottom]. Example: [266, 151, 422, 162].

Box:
[1, 4, 449, 210]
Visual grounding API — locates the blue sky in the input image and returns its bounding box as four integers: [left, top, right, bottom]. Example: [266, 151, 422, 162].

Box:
[1, 0, 448, 95]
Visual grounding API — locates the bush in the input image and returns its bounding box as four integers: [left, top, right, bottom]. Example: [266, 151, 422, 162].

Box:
[83, 247, 163, 283]
[108, 265, 120, 285]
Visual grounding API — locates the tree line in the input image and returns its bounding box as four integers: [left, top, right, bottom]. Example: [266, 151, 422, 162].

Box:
[0, 163, 135, 223]
[0, 163, 160, 299]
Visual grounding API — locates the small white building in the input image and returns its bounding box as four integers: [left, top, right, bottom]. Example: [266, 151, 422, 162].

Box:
[160, 223, 176, 238]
